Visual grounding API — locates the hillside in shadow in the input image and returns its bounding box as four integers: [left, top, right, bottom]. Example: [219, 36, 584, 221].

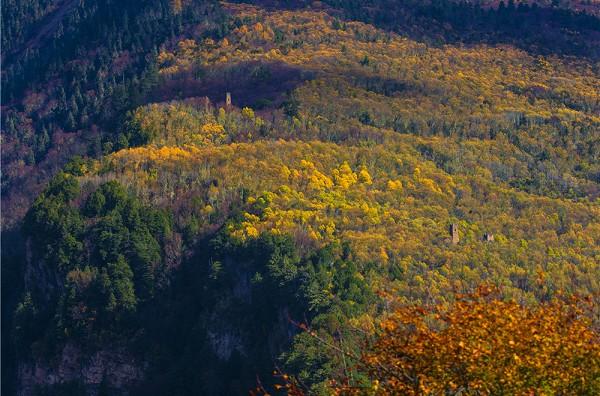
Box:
[236, 0, 600, 59]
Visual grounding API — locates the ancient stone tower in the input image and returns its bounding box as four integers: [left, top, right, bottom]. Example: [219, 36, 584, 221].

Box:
[225, 92, 232, 108]
[483, 233, 494, 242]
[450, 223, 459, 244]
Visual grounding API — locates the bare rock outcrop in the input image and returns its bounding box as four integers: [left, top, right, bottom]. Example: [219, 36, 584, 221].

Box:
[18, 342, 144, 396]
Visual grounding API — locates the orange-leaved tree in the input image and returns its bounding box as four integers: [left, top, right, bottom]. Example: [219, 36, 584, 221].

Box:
[348, 288, 600, 395]
[261, 287, 600, 395]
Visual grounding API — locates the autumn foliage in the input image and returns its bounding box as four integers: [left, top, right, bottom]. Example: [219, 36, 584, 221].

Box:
[7, 1, 600, 395]
[353, 291, 600, 395]
[266, 288, 600, 395]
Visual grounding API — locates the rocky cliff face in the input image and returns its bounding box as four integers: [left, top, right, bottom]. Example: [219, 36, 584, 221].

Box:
[18, 239, 145, 395]
[15, 248, 298, 395]
[24, 239, 62, 302]
[18, 342, 144, 396]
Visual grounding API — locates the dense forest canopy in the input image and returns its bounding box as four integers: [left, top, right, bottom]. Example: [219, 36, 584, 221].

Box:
[1, 0, 599, 395]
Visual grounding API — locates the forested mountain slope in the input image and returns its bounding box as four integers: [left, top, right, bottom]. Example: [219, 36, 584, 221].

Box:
[2, 1, 600, 395]
[1, 0, 225, 225]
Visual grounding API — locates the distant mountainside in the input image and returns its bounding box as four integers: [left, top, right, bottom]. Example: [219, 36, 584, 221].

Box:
[1, 0, 224, 226]
[2, 1, 600, 395]
[2, 0, 599, 226]
[466, 0, 600, 15]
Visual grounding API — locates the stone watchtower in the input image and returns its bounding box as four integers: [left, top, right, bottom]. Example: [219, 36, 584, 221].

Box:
[450, 223, 459, 245]
[225, 92, 232, 108]
[483, 233, 494, 242]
